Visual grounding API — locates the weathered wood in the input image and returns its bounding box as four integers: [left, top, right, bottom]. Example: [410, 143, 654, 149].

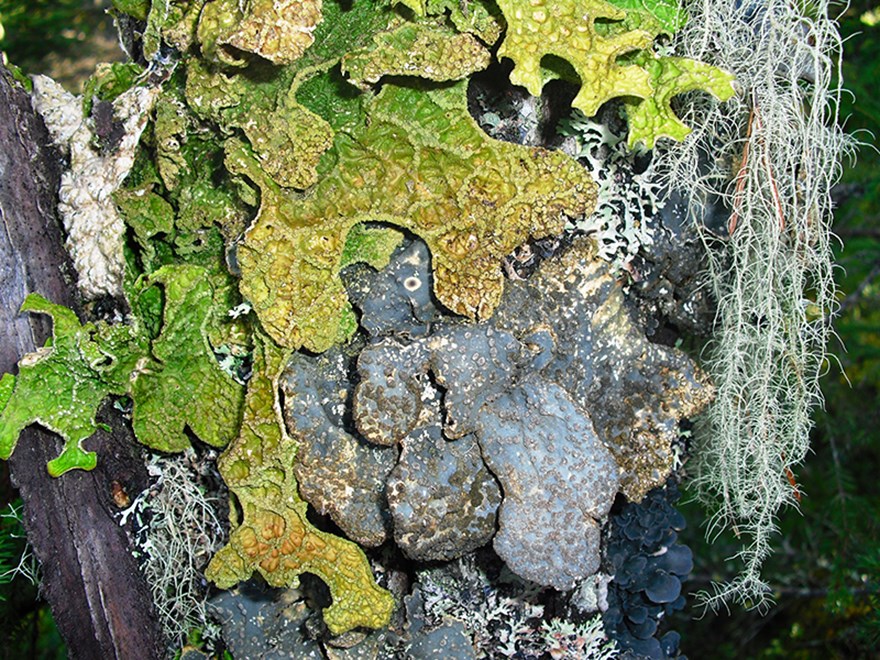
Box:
[0, 65, 166, 659]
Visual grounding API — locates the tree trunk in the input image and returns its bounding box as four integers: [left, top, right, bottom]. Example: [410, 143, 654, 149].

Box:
[0, 65, 166, 660]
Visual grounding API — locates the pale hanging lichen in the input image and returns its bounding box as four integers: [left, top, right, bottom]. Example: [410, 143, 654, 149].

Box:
[653, 0, 856, 610]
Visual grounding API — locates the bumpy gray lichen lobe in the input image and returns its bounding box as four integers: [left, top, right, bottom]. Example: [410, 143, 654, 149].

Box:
[493, 237, 713, 501]
[353, 338, 431, 447]
[478, 376, 619, 590]
[283, 233, 711, 588]
[352, 315, 623, 587]
[387, 425, 501, 562]
[407, 619, 477, 660]
[207, 581, 323, 659]
[282, 343, 397, 547]
[425, 324, 527, 440]
[344, 238, 442, 339]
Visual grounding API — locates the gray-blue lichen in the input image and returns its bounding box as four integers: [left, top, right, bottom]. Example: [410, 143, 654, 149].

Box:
[387, 425, 501, 562]
[283, 235, 711, 589]
[281, 343, 397, 548]
[493, 236, 714, 501]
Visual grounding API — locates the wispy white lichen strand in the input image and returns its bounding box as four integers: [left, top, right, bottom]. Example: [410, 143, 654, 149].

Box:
[31, 75, 158, 298]
[653, 0, 855, 610]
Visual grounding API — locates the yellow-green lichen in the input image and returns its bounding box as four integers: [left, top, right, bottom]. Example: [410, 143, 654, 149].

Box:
[129, 266, 245, 452]
[205, 333, 395, 634]
[624, 54, 736, 148]
[496, 0, 654, 117]
[494, 0, 736, 148]
[602, 0, 687, 35]
[341, 18, 491, 88]
[0, 265, 245, 475]
[0, 296, 139, 476]
[393, 0, 503, 44]
[197, 0, 323, 66]
[184, 59, 334, 191]
[235, 80, 596, 352]
[340, 224, 405, 270]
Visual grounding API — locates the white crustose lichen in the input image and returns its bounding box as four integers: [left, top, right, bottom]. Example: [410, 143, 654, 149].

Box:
[31, 75, 158, 299]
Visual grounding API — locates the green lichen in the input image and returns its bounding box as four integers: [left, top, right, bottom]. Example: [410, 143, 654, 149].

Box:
[625, 53, 736, 149]
[235, 80, 596, 351]
[205, 333, 395, 634]
[115, 188, 175, 269]
[143, 0, 206, 55]
[149, 80, 251, 240]
[496, 0, 654, 117]
[393, 0, 503, 44]
[340, 224, 405, 270]
[494, 0, 736, 148]
[81, 62, 145, 115]
[341, 19, 491, 88]
[197, 0, 323, 66]
[0, 296, 140, 476]
[0, 374, 14, 412]
[184, 59, 333, 191]
[129, 266, 245, 452]
[0, 266, 244, 474]
[602, 0, 687, 35]
[111, 0, 149, 21]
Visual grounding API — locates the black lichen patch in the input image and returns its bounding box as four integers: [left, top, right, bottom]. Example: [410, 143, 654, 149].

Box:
[603, 484, 692, 659]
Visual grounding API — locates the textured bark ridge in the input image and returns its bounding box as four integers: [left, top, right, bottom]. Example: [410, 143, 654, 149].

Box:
[0, 66, 165, 659]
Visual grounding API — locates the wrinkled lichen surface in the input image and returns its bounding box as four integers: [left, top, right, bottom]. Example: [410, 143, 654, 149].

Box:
[31, 75, 159, 299]
[2, 0, 731, 640]
[285, 236, 711, 590]
[0, 265, 244, 476]
[205, 334, 395, 634]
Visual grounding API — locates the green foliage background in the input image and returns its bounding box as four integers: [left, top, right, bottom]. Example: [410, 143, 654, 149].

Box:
[0, 0, 108, 68]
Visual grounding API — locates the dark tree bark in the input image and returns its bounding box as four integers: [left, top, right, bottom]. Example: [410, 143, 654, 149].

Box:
[0, 66, 166, 659]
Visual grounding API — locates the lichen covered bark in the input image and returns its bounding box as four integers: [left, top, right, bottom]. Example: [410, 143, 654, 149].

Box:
[2, 0, 735, 638]
[206, 333, 394, 634]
